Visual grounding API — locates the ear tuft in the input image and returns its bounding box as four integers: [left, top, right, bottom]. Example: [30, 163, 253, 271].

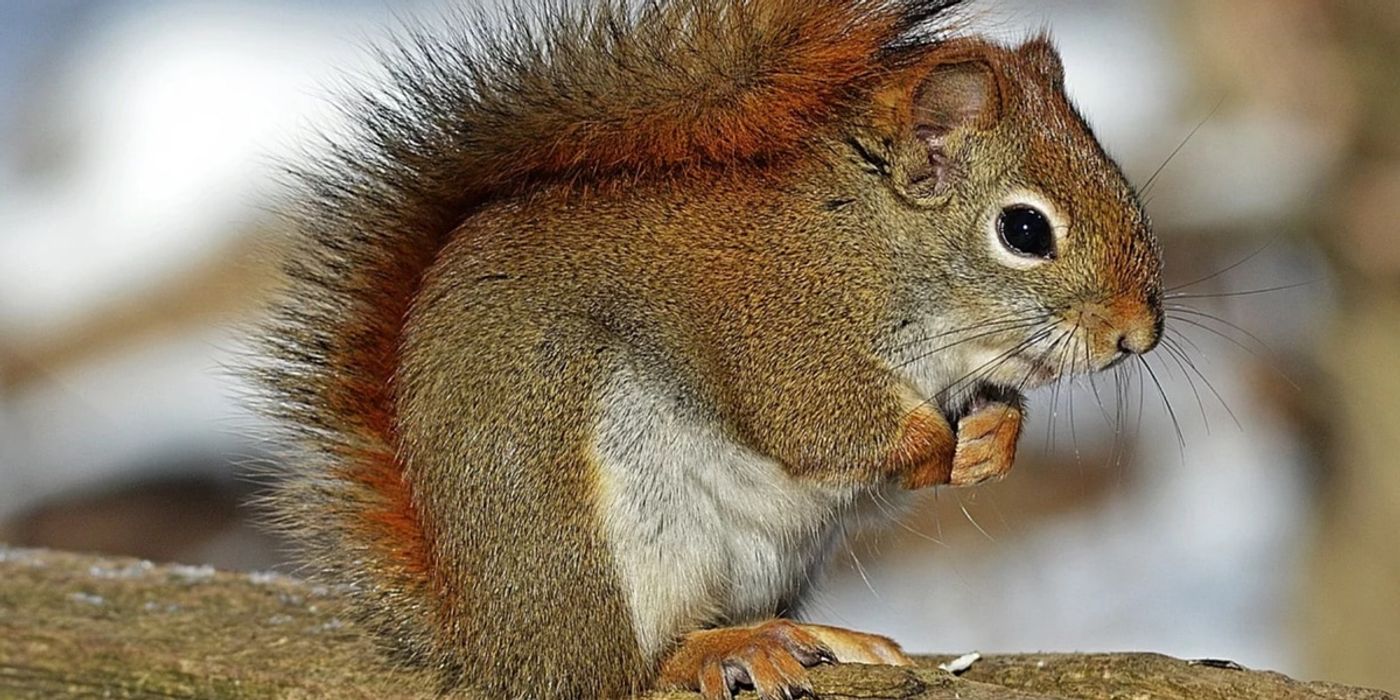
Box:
[1018, 34, 1065, 85]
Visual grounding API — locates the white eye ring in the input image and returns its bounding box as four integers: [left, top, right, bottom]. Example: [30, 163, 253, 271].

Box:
[986, 190, 1070, 270]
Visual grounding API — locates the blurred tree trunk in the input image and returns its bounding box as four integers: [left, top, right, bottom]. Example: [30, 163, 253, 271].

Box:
[1304, 2, 1400, 693]
[1181, 1, 1400, 693]
[1311, 291, 1400, 691]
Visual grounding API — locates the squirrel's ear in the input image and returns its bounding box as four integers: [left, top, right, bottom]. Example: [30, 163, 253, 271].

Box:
[875, 48, 1005, 200]
[913, 60, 1003, 136]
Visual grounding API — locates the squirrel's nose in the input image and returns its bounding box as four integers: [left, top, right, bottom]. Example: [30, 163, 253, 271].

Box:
[1115, 312, 1163, 356]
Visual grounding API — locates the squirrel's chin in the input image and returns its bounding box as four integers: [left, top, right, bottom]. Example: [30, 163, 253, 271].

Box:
[982, 355, 1060, 392]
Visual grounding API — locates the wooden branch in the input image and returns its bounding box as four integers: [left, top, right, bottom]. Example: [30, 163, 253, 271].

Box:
[1, 547, 1391, 699]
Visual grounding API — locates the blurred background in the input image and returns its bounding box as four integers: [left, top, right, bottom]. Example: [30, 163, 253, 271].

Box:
[1, 0, 1396, 693]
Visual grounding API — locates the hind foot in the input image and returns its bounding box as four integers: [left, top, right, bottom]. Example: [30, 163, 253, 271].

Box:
[657, 619, 910, 700]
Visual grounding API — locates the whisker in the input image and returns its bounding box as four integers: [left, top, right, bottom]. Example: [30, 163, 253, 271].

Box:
[886, 313, 1050, 353]
[1131, 359, 1147, 467]
[931, 489, 945, 542]
[1066, 332, 1084, 463]
[984, 492, 1017, 537]
[1166, 305, 1274, 354]
[1041, 325, 1077, 454]
[1165, 233, 1283, 293]
[1065, 375, 1081, 462]
[1011, 329, 1060, 397]
[1166, 323, 1207, 357]
[1139, 356, 1186, 462]
[1084, 329, 1115, 425]
[1167, 315, 1301, 391]
[1109, 363, 1127, 472]
[958, 498, 995, 542]
[930, 326, 1057, 404]
[1140, 96, 1224, 198]
[892, 316, 1053, 370]
[938, 332, 1060, 433]
[872, 489, 947, 547]
[1165, 329, 1243, 430]
[845, 537, 881, 601]
[1168, 315, 1259, 353]
[1089, 371, 1110, 420]
[1165, 280, 1315, 301]
[895, 326, 1056, 428]
[1160, 335, 1210, 434]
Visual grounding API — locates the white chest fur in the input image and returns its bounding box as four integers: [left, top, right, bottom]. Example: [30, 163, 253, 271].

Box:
[592, 367, 859, 659]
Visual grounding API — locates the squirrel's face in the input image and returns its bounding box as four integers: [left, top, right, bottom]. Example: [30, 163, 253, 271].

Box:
[855, 36, 1162, 393]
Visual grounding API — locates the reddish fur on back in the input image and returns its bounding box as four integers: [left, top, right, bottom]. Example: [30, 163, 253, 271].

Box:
[253, 0, 966, 683]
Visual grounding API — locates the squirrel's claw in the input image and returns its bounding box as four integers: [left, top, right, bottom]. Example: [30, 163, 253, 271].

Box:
[659, 620, 907, 700]
[798, 623, 913, 667]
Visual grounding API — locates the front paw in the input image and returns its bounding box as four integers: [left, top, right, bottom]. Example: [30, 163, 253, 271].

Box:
[948, 395, 1024, 487]
[887, 404, 957, 490]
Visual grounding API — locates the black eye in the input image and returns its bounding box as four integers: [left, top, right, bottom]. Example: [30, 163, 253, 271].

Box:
[997, 205, 1056, 259]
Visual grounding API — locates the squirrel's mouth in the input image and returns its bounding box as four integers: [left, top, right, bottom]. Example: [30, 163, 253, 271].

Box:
[953, 382, 1027, 422]
[927, 346, 1059, 418]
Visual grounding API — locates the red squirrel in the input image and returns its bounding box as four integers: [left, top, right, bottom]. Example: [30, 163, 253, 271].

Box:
[253, 1, 1163, 697]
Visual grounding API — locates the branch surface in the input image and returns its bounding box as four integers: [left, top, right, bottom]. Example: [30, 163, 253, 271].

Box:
[0, 547, 1391, 699]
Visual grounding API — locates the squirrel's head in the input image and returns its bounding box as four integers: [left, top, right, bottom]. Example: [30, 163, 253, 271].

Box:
[844, 36, 1162, 395]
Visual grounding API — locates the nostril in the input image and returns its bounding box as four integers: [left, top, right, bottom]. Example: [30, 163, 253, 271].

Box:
[1117, 328, 1162, 356]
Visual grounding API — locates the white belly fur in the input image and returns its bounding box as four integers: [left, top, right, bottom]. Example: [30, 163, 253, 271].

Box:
[590, 318, 1015, 659]
[592, 367, 864, 660]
